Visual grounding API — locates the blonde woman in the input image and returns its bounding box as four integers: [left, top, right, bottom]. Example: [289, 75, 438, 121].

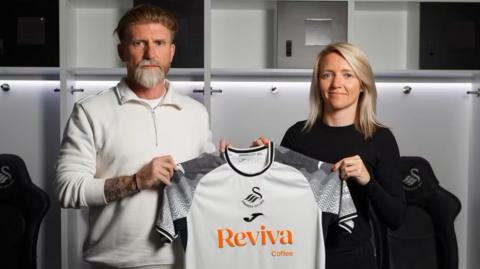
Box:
[281, 43, 406, 269]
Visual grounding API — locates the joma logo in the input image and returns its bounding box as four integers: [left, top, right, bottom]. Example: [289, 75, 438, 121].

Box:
[217, 224, 293, 248]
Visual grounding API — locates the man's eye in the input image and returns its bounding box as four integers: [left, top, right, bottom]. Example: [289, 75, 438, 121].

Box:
[132, 41, 144, 46]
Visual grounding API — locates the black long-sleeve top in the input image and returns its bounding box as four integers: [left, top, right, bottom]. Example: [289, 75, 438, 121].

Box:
[281, 120, 406, 251]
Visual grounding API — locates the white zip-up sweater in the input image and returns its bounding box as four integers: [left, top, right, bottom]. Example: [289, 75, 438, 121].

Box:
[56, 79, 215, 268]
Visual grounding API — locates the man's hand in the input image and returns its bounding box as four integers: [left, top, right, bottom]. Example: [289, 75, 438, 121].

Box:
[332, 155, 371, 186]
[104, 155, 176, 204]
[219, 139, 229, 153]
[136, 155, 176, 190]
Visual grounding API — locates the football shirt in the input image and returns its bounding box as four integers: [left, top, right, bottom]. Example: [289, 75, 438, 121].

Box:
[156, 142, 357, 269]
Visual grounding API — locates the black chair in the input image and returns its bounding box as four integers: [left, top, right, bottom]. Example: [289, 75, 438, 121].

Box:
[0, 154, 49, 269]
[387, 156, 461, 269]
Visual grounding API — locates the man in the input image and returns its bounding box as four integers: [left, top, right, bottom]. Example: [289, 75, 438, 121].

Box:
[55, 4, 214, 269]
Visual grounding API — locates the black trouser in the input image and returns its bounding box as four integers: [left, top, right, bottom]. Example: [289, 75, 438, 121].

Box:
[326, 241, 377, 269]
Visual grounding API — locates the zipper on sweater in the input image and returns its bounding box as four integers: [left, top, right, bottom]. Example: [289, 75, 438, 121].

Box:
[150, 108, 158, 147]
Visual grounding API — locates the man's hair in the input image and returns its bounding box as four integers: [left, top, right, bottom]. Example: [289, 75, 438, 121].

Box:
[304, 42, 385, 139]
[114, 4, 178, 43]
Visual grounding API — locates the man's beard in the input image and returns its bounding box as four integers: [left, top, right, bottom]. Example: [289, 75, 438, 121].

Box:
[134, 60, 167, 88]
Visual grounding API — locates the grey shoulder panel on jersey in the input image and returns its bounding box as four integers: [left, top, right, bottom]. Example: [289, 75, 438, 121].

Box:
[177, 152, 226, 180]
[275, 146, 357, 233]
[275, 146, 320, 173]
[155, 152, 226, 242]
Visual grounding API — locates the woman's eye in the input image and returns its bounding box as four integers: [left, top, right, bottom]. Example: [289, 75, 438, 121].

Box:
[344, 73, 354, 78]
[320, 72, 332, 79]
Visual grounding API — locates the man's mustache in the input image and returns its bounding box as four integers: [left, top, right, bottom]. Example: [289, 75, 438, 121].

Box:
[137, 60, 162, 68]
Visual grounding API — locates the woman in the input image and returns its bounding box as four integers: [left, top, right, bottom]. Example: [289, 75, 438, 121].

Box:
[281, 42, 406, 269]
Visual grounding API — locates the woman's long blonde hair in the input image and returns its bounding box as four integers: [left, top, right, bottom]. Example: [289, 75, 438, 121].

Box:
[304, 42, 384, 139]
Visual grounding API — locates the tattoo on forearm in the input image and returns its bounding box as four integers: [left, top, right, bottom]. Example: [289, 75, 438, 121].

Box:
[104, 175, 139, 203]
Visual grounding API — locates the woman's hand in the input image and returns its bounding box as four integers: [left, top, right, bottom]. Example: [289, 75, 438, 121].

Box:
[251, 136, 269, 147]
[218, 136, 269, 153]
[332, 155, 370, 185]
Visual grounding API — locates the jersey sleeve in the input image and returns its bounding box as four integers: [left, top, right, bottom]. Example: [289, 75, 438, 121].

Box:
[276, 146, 357, 233]
[155, 152, 225, 242]
[314, 165, 357, 232]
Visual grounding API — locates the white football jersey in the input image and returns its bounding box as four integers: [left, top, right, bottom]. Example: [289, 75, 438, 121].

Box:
[156, 142, 357, 269]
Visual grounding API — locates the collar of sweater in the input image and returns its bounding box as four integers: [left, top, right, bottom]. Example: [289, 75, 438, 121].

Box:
[115, 78, 182, 110]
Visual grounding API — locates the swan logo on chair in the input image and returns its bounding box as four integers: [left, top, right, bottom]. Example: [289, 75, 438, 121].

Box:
[402, 168, 423, 191]
[0, 165, 13, 189]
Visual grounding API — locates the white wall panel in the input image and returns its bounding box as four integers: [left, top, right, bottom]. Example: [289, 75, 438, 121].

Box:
[352, 2, 419, 70]
[376, 81, 471, 269]
[74, 6, 131, 68]
[210, 81, 310, 146]
[467, 77, 480, 269]
[211, 9, 274, 68]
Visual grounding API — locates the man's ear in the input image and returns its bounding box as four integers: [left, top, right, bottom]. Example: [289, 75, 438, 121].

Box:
[117, 43, 126, 62]
[170, 44, 176, 63]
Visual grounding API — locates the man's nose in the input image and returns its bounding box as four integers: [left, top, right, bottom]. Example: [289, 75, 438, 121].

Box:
[144, 43, 156, 59]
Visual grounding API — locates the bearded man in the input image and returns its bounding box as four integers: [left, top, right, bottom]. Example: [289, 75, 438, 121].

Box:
[55, 4, 214, 269]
